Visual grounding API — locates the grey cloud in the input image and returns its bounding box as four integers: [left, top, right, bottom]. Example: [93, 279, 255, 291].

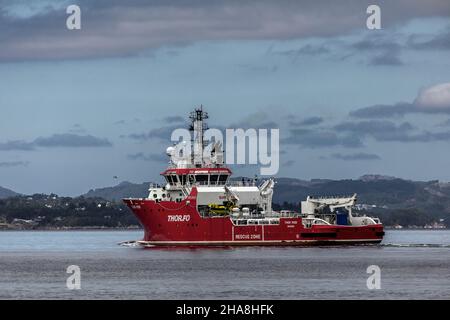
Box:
[0, 140, 35, 151]
[282, 160, 295, 167]
[282, 128, 364, 148]
[289, 116, 324, 126]
[351, 35, 404, 66]
[351, 37, 401, 52]
[33, 134, 112, 147]
[163, 116, 185, 123]
[1, 0, 449, 62]
[114, 118, 142, 126]
[0, 160, 30, 167]
[350, 83, 450, 118]
[334, 120, 450, 143]
[369, 49, 403, 66]
[351, 101, 450, 119]
[350, 102, 412, 118]
[229, 111, 279, 129]
[68, 124, 86, 133]
[390, 131, 450, 143]
[127, 152, 167, 162]
[408, 30, 450, 50]
[126, 124, 182, 141]
[274, 44, 330, 62]
[334, 120, 414, 141]
[328, 153, 381, 161]
[0, 134, 113, 150]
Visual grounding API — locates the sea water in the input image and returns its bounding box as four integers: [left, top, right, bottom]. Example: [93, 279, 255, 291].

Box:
[0, 230, 449, 299]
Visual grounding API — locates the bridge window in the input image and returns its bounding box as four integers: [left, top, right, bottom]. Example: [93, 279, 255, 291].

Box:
[196, 175, 208, 184]
[210, 175, 219, 185]
[218, 174, 229, 185]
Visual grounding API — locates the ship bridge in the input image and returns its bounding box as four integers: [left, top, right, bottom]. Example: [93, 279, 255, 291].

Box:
[161, 167, 232, 187]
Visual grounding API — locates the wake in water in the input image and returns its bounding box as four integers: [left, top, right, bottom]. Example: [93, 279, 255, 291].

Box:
[381, 243, 450, 248]
[118, 240, 450, 249]
[118, 240, 142, 247]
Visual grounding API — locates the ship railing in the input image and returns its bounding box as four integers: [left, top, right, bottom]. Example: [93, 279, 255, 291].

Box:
[308, 194, 356, 200]
[187, 181, 257, 187]
[148, 183, 164, 189]
[266, 211, 300, 218]
[227, 181, 257, 187]
[188, 181, 227, 187]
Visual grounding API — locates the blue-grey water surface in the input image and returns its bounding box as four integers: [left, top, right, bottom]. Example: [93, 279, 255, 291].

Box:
[0, 230, 449, 299]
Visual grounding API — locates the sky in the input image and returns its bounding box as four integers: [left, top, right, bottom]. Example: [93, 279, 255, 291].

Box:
[0, 0, 450, 196]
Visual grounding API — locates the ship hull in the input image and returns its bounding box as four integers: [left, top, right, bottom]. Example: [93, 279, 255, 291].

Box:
[123, 189, 384, 247]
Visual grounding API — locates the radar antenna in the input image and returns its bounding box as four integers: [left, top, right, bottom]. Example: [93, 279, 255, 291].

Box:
[189, 105, 209, 167]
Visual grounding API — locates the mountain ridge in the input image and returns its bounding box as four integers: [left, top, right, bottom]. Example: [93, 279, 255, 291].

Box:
[0, 186, 20, 199]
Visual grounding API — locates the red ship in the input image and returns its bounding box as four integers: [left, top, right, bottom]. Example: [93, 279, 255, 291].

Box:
[124, 108, 384, 246]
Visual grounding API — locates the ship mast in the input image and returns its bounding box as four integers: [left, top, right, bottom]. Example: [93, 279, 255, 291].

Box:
[189, 106, 209, 167]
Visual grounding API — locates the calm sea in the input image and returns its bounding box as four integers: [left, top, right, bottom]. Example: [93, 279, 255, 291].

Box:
[0, 230, 449, 299]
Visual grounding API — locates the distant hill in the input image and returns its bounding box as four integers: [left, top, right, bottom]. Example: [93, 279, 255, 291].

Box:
[0, 186, 19, 199]
[82, 181, 150, 201]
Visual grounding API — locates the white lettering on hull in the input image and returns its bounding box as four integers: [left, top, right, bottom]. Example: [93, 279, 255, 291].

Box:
[168, 215, 191, 222]
[235, 234, 261, 240]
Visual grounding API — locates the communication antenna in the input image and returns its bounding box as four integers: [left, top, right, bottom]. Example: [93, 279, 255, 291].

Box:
[189, 105, 209, 167]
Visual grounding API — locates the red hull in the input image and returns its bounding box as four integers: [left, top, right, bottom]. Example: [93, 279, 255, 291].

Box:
[124, 188, 384, 246]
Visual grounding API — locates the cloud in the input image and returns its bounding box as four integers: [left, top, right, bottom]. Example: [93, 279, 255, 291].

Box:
[282, 160, 295, 167]
[282, 128, 363, 148]
[350, 35, 404, 66]
[68, 124, 86, 133]
[326, 153, 381, 161]
[414, 82, 450, 109]
[0, 140, 35, 151]
[0, 161, 30, 167]
[351, 37, 401, 52]
[334, 120, 415, 141]
[163, 116, 185, 123]
[274, 44, 330, 62]
[408, 30, 450, 50]
[1, 0, 449, 62]
[125, 124, 182, 141]
[229, 111, 279, 129]
[127, 152, 167, 162]
[350, 103, 412, 118]
[0, 134, 112, 150]
[289, 116, 324, 126]
[334, 120, 450, 143]
[33, 134, 112, 147]
[369, 49, 403, 66]
[350, 83, 450, 118]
